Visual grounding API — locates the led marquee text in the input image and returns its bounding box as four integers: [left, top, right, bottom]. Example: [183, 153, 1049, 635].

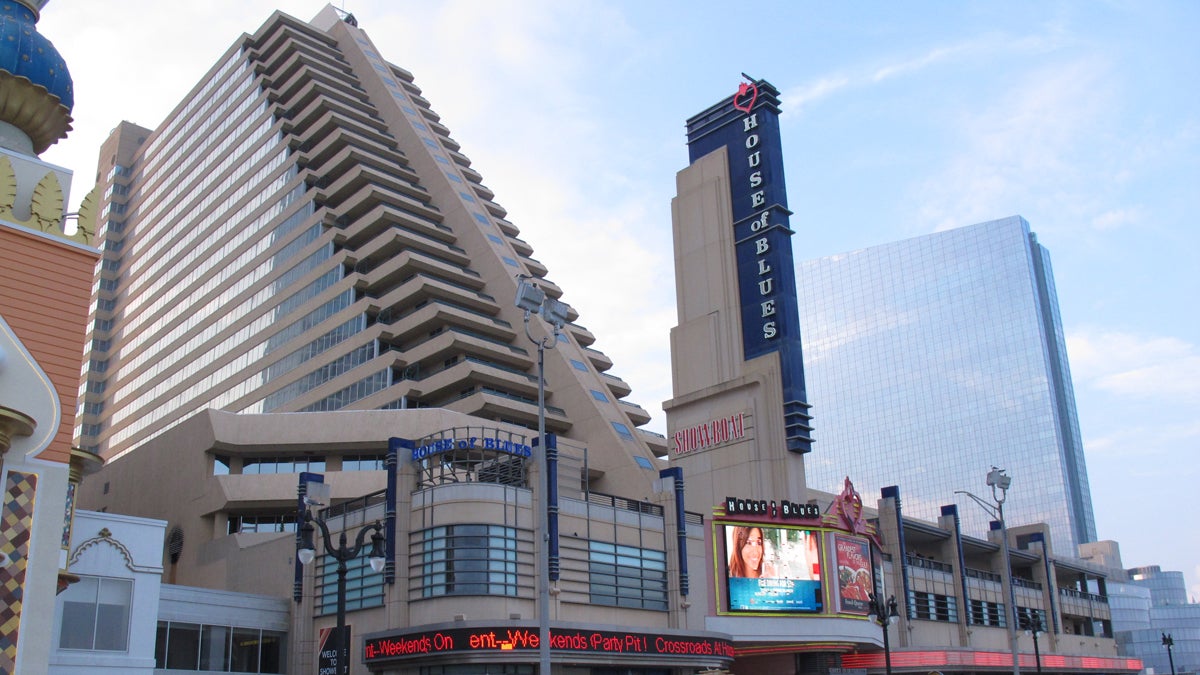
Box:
[363, 627, 735, 662]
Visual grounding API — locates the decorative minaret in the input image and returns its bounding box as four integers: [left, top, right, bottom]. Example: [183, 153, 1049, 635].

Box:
[0, 0, 96, 244]
[0, 2, 101, 672]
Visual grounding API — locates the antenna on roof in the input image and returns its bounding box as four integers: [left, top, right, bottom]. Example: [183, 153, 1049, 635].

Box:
[332, 5, 357, 26]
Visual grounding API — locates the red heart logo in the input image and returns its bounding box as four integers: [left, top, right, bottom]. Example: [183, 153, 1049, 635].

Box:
[733, 82, 758, 114]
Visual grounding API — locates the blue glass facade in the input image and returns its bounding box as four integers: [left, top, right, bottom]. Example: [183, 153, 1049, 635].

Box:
[797, 216, 1097, 552]
[1113, 567, 1200, 675]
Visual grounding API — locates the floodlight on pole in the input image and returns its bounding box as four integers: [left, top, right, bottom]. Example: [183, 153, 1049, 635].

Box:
[868, 593, 900, 675]
[1162, 633, 1176, 675]
[957, 467, 1019, 675]
[515, 273, 564, 675]
[1024, 613, 1045, 674]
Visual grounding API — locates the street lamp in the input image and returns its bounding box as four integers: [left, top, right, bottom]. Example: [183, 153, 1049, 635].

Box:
[957, 467, 1020, 675]
[868, 593, 899, 675]
[1024, 614, 1044, 674]
[296, 507, 386, 675]
[1162, 633, 1176, 675]
[515, 274, 568, 675]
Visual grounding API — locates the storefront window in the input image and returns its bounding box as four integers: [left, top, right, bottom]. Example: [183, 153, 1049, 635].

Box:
[155, 621, 286, 673]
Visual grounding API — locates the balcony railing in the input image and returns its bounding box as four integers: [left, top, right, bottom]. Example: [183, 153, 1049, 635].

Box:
[907, 555, 954, 573]
[1060, 587, 1108, 604]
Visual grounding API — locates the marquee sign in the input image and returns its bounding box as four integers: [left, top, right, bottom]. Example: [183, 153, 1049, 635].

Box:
[724, 496, 821, 520]
[363, 626, 735, 664]
[685, 77, 813, 453]
[407, 435, 532, 461]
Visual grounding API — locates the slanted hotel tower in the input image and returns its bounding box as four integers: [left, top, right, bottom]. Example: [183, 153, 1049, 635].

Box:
[77, 7, 663, 482]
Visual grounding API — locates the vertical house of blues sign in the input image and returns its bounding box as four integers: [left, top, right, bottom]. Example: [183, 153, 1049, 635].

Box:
[685, 77, 814, 453]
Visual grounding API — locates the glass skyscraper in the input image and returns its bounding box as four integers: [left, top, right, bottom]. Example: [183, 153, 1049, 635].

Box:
[797, 216, 1097, 552]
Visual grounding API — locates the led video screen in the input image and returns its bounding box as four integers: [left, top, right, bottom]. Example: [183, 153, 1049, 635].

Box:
[723, 524, 822, 612]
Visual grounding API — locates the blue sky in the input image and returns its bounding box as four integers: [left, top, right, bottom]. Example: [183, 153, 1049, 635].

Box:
[42, 1, 1198, 597]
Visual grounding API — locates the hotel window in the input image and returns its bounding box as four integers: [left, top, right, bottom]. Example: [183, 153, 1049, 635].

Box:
[241, 457, 326, 475]
[969, 599, 1006, 626]
[317, 554, 384, 615]
[57, 576, 132, 651]
[227, 513, 297, 534]
[415, 524, 521, 598]
[343, 453, 387, 471]
[587, 541, 667, 611]
[911, 590, 958, 622]
[611, 422, 634, 440]
[155, 621, 286, 672]
[589, 390, 608, 402]
[570, 359, 588, 372]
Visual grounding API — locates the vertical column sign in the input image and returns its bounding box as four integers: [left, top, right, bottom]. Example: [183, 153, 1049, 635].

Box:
[685, 77, 813, 453]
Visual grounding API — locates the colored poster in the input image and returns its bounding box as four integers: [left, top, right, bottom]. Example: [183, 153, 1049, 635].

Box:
[318, 625, 350, 675]
[834, 535, 872, 614]
[724, 524, 822, 612]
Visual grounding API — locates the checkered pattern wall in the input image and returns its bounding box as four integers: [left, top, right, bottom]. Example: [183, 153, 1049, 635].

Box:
[0, 471, 38, 675]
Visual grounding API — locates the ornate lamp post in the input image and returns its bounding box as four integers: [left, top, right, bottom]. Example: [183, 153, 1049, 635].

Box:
[1162, 633, 1176, 675]
[868, 593, 899, 675]
[297, 508, 386, 675]
[1024, 614, 1044, 674]
[515, 274, 568, 674]
[957, 467, 1020, 675]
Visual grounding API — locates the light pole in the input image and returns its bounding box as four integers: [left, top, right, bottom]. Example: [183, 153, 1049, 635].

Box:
[515, 274, 568, 675]
[957, 467, 1020, 675]
[868, 593, 899, 675]
[1162, 633, 1176, 675]
[297, 507, 386, 675]
[1024, 614, 1044, 674]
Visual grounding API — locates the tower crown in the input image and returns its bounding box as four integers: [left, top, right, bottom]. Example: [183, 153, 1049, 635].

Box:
[0, 0, 73, 154]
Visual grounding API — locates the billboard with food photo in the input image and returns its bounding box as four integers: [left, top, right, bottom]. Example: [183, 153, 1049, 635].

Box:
[834, 535, 873, 614]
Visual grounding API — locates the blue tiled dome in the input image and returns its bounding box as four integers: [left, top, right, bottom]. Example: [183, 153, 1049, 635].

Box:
[0, 0, 72, 111]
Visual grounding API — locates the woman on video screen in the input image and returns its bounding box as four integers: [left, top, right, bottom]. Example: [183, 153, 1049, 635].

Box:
[728, 526, 765, 578]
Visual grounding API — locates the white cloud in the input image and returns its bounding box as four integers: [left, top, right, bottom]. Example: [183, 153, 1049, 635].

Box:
[912, 58, 1113, 231]
[781, 76, 851, 115]
[1068, 329, 1200, 401]
[871, 45, 964, 82]
[1090, 208, 1141, 231]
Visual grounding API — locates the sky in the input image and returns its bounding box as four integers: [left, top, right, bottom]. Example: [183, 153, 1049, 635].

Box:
[38, 1, 1198, 598]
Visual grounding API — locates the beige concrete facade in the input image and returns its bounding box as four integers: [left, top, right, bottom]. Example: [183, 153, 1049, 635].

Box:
[78, 7, 663, 482]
